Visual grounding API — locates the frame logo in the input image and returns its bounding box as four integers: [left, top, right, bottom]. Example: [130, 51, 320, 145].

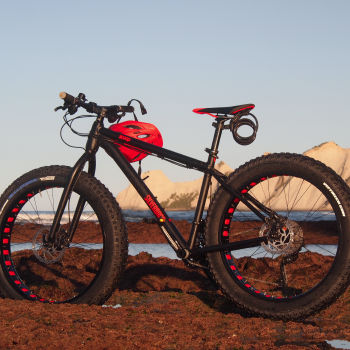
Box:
[118, 135, 131, 142]
[144, 195, 166, 221]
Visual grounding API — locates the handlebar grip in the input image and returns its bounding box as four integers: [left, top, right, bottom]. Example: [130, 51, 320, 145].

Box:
[107, 105, 135, 114]
[120, 105, 134, 113]
[59, 92, 75, 104]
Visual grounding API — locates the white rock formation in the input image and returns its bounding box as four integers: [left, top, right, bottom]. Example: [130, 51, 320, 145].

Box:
[116, 142, 350, 210]
[116, 161, 233, 210]
[235, 141, 350, 211]
[304, 141, 350, 184]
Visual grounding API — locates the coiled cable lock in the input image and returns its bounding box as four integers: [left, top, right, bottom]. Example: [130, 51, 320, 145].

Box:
[230, 113, 259, 145]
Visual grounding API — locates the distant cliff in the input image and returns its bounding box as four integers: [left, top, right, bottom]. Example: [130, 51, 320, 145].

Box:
[116, 142, 350, 210]
[303, 141, 350, 184]
[116, 161, 233, 210]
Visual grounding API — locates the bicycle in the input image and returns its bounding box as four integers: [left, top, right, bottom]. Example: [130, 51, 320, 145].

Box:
[0, 92, 350, 320]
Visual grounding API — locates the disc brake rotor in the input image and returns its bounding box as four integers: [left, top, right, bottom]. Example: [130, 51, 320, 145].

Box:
[259, 219, 304, 255]
[32, 227, 67, 264]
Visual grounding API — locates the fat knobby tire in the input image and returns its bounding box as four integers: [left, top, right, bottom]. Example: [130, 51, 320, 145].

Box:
[0, 165, 128, 304]
[205, 153, 350, 320]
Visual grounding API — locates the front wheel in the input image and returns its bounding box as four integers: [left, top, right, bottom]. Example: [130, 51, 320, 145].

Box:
[205, 153, 350, 320]
[0, 166, 128, 304]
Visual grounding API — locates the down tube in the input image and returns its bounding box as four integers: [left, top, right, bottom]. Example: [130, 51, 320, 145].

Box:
[101, 141, 188, 257]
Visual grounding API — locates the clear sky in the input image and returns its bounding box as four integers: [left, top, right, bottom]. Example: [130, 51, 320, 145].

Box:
[1, 0, 350, 197]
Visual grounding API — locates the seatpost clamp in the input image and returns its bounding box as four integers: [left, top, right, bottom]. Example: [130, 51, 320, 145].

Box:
[205, 148, 218, 157]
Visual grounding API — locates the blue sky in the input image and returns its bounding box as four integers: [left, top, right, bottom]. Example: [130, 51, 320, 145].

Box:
[1, 0, 350, 196]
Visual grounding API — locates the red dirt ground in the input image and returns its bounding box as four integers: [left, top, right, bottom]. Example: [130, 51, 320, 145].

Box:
[0, 221, 349, 349]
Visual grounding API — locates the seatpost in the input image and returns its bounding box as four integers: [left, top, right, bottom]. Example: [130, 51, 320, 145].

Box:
[188, 117, 226, 249]
[206, 118, 226, 165]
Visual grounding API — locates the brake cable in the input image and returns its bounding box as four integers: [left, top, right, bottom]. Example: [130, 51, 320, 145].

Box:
[59, 112, 96, 150]
[126, 99, 148, 177]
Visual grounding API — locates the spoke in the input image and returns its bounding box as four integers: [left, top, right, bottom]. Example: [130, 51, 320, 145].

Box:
[302, 192, 326, 221]
[259, 181, 270, 207]
[281, 176, 290, 214]
[229, 226, 261, 237]
[305, 211, 334, 221]
[290, 180, 313, 213]
[249, 246, 266, 258]
[80, 208, 97, 222]
[267, 176, 272, 209]
[28, 197, 43, 226]
[71, 243, 102, 249]
[288, 178, 304, 214]
[308, 244, 336, 256]
[16, 211, 40, 225]
[233, 210, 257, 221]
[287, 176, 292, 210]
[46, 188, 56, 213]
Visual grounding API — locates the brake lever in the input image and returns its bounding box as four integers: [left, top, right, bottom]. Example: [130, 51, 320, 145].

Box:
[127, 99, 147, 115]
[54, 103, 77, 115]
[68, 105, 78, 115]
[107, 111, 125, 123]
[54, 104, 68, 112]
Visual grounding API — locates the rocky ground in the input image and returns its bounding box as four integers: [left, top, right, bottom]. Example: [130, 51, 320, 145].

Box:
[1, 221, 349, 349]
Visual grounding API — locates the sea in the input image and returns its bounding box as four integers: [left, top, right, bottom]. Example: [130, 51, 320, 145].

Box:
[14, 210, 336, 259]
[123, 209, 198, 222]
[123, 209, 336, 222]
[26, 209, 336, 225]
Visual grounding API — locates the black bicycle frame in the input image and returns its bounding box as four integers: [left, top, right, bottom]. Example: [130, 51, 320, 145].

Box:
[50, 116, 269, 260]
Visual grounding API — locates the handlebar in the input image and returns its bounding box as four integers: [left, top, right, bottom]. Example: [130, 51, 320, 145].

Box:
[58, 92, 135, 118]
[59, 92, 75, 104]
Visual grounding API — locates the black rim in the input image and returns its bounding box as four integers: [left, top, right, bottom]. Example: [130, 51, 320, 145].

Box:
[0, 180, 105, 303]
[219, 173, 340, 301]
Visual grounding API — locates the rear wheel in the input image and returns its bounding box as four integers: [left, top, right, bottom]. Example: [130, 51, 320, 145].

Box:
[206, 153, 350, 319]
[0, 166, 128, 304]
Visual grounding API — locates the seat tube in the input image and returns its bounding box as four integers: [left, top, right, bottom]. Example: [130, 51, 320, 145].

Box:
[188, 118, 226, 249]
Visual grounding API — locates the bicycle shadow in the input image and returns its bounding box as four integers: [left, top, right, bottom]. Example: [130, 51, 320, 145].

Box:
[117, 262, 248, 316]
[117, 262, 318, 324]
[118, 263, 215, 292]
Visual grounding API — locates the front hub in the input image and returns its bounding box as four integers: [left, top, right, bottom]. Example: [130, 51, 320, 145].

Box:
[32, 227, 68, 264]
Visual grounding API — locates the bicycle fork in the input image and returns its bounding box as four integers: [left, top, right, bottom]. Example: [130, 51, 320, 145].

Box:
[47, 152, 96, 246]
[47, 116, 103, 246]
